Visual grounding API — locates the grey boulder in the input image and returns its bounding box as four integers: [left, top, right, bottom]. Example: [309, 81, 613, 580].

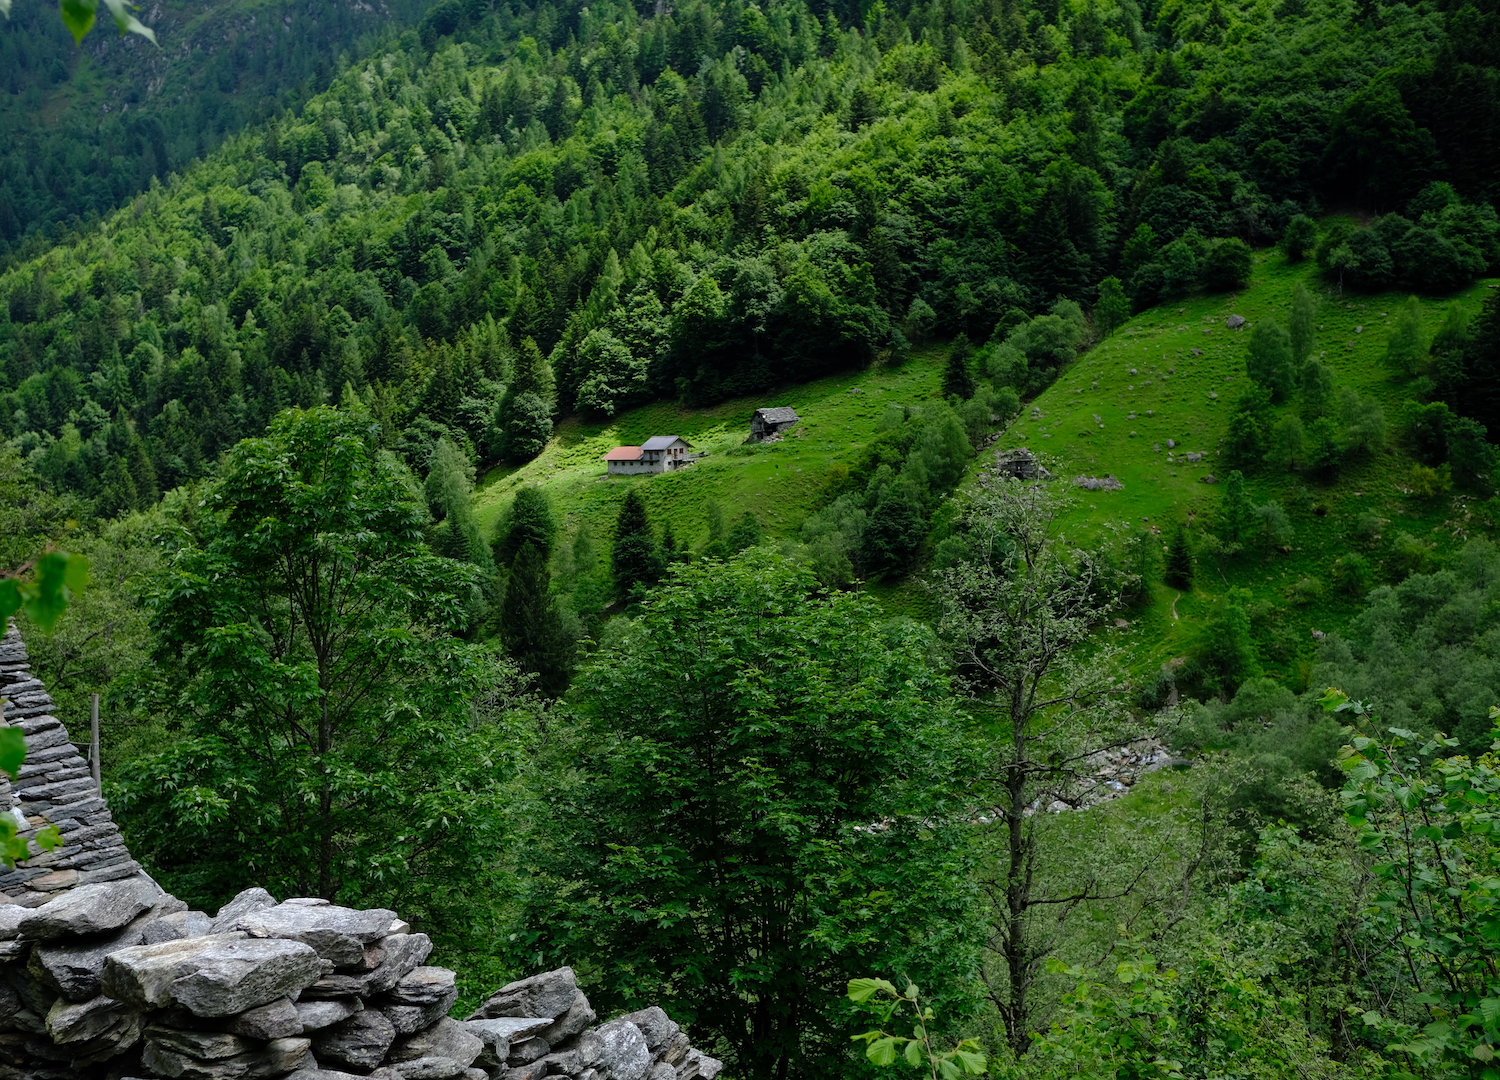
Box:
[596, 1019, 651, 1080]
[236, 903, 398, 968]
[227, 996, 302, 1039]
[387, 1017, 482, 1068]
[45, 994, 145, 1056]
[392, 1057, 466, 1080]
[102, 933, 323, 1016]
[464, 1016, 552, 1067]
[311, 1010, 397, 1071]
[302, 933, 432, 999]
[467, 966, 578, 1021]
[537, 990, 596, 1044]
[18, 879, 158, 941]
[619, 1006, 680, 1054]
[29, 917, 149, 1001]
[677, 1048, 725, 1079]
[143, 910, 214, 945]
[207, 888, 277, 935]
[140, 1033, 310, 1079]
[296, 996, 365, 1032]
[380, 965, 458, 1035]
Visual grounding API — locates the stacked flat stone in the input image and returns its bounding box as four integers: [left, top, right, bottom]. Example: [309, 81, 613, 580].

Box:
[0, 628, 726, 1080]
[465, 968, 722, 1080]
[0, 627, 142, 903]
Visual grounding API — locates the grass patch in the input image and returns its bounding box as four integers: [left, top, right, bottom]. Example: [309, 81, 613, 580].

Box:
[474, 345, 947, 551]
[986, 249, 1497, 683]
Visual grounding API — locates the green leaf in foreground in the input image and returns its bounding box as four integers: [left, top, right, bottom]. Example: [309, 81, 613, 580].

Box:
[59, 0, 98, 42]
[0, 728, 25, 780]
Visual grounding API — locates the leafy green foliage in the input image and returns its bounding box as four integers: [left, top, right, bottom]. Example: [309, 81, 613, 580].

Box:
[516, 552, 980, 1078]
[54, 0, 156, 44]
[1246, 324, 1297, 403]
[0, 549, 88, 631]
[1332, 691, 1500, 1078]
[1315, 540, 1500, 754]
[848, 978, 987, 1080]
[1018, 940, 1355, 1079]
[112, 405, 522, 943]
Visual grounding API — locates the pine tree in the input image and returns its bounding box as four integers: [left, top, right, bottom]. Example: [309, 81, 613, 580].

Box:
[95, 454, 140, 518]
[612, 488, 666, 600]
[1384, 296, 1426, 376]
[1288, 281, 1316, 362]
[1218, 470, 1249, 545]
[943, 335, 977, 400]
[1165, 525, 1193, 590]
[498, 335, 555, 461]
[495, 486, 557, 565]
[1299, 358, 1335, 421]
[725, 511, 763, 553]
[425, 438, 492, 570]
[1245, 323, 1296, 402]
[500, 541, 572, 697]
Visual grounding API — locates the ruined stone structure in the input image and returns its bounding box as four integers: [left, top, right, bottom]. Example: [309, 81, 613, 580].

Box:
[0, 628, 723, 1080]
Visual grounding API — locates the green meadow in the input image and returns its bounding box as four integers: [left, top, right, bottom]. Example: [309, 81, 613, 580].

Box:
[476, 248, 1495, 688]
[473, 349, 947, 549]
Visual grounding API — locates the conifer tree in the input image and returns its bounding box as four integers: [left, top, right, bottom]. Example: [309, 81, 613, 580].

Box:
[425, 438, 491, 570]
[943, 335, 977, 400]
[497, 336, 556, 461]
[612, 488, 665, 600]
[500, 540, 572, 697]
[1218, 470, 1249, 545]
[495, 486, 557, 566]
[725, 511, 763, 553]
[1288, 281, 1316, 362]
[1245, 323, 1296, 402]
[1384, 296, 1426, 376]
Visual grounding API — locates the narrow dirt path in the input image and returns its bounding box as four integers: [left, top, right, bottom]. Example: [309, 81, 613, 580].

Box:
[1171, 590, 1182, 620]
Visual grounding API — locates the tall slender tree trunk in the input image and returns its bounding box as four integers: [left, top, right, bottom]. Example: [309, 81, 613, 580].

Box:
[318, 689, 333, 898]
[1002, 736, 1031, 1058]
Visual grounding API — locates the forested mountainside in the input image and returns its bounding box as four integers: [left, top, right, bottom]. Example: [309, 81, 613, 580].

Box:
[5, 2, 1500, 1075]
[0, 0, 445, 262]
[4, 0, 1500, 516]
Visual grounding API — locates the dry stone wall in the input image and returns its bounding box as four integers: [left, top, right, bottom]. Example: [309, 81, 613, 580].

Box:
[0, 629, 724, 1080]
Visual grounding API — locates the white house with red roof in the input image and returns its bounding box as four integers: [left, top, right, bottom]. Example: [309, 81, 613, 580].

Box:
[603, 435, 695, 475]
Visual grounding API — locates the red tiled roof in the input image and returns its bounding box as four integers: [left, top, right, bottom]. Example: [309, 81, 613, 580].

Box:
[604, 446, 643, 461]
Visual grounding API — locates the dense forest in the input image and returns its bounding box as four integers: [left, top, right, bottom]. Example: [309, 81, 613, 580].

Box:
[0, 0, 448, 262]
[4, 0, 1500, 514]
[3, 0, 1500, 1077]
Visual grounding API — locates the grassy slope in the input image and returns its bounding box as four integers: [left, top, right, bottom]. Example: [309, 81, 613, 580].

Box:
[990, 249, 1497, 685]
[474, 247, 1496, 689]
[473, 345, 947, 552]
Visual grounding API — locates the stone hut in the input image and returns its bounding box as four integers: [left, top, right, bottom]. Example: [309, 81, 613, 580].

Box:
[0, 625, 724, 1080]
[994, 447, 1048, 480]
[747, 408, 799, 442]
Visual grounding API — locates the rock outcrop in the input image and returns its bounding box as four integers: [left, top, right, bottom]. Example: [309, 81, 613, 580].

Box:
[0, 628, 723, 1080]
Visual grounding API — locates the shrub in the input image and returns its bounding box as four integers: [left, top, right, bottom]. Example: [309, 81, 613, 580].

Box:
[1201, 237, 1253, 290]
[1281, 214, 1318, 261]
